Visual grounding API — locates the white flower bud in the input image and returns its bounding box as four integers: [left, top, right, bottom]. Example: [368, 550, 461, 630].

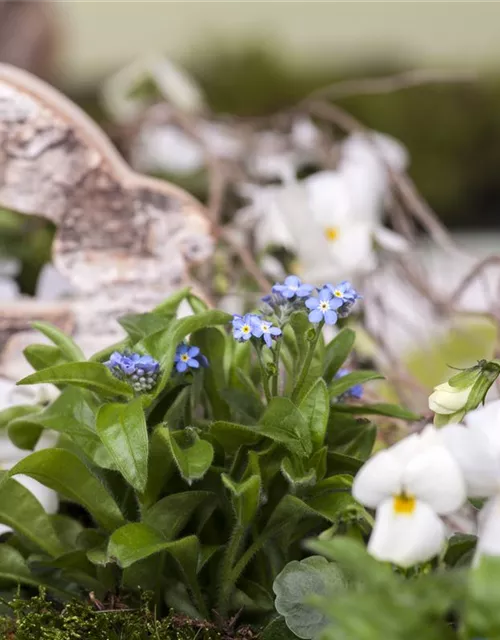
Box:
[429, 381, 473, 415]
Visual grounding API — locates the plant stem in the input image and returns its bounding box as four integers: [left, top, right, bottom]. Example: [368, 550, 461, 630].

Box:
[217, 523, 246, 617]
[272, 340, 282, 396]
[292, 323, 323, 403]
[228, 536, 266, 586]
[255, 345, 271, 404]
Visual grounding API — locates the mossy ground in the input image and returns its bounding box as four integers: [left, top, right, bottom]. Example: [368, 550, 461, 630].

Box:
[0, 592, 258, 640]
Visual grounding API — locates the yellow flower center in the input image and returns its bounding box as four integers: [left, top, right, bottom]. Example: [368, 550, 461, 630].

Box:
[242, 325, 250, 334]
[393, 494, 416, 515]
[262, 324, 269, 332]
[181, 354, 190, 362]
[324, 226, 340, 242]
[333, 289, 343, 298]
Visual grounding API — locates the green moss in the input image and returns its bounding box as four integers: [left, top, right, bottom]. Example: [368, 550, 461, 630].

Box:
[0, 591, 255, 640]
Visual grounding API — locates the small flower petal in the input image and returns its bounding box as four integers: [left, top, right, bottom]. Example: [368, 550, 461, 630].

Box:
[439, 424, 500, 498]
[474, 496, 500, 563]
[305, 298, 319, 310]
[402, 445, 467, 514]
[308, 309, 323, 324]
[352, 450, 403, 509]
[368, 497, 446, 568]
[324, 309, 338, 325]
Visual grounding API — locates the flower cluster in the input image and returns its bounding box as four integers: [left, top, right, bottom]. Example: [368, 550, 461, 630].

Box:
[174, 343, 208, 373]
[232, 313, 282, 348]
[305, 281, 361, 325]
[352, 398, 500, 568]
[104, 351, 160, 392]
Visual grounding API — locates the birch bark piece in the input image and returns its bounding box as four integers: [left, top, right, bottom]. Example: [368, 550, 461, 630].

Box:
[0, 62, 214, 358]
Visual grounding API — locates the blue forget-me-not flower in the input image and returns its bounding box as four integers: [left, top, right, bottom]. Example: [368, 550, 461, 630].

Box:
[232, 314, 261, 342]
[174, 344, 203, 373]
[105, 351, 160, 392]
[272, 275, 314, 299]
[252, 317, 282, 347]
[305, 288, 343, 325]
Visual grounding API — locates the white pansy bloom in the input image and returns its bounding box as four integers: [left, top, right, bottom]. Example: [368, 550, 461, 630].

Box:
[429, 381, 475, 416]
[235, 131, 408, 282]
[438, 402, 500, 561]
[352, 425, 467, 567]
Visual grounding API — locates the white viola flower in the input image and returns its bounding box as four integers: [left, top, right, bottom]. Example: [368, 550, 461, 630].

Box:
[235, 131, 408, 283]
[437, 402, 500, 561]
[352, 425, 467, 567]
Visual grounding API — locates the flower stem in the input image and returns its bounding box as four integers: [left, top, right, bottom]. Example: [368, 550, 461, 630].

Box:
[291, 323, 323, 403]
[272, 340, 282, 396]
[217, 523, 246, 617]
[255, 345, 271, 404]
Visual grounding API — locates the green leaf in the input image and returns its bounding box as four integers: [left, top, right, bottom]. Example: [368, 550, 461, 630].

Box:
[141, 310, 232, 392]
[448, 366, 482, 389]
[465, 364, 500, 412]
[273, 556, 347, 640]
[191, 327, 231, 420]
[23, 344, 66, 372]
[332, 403, 420, 420]
[261, 617, 301, 640]
[143, 492, 216, 540]
[307, 537, 392, 587]
[18, 387, 114, 469]
[257, 397, 312, 457]
[290, 311, 310, 362]
[31, 321, 85, 362]
[444, 533, 476, 567]
[220, 387, 263, 425]
[281, 457, 316, 492]
[210, 421, 261, 454]
[156, 427, 214, 485]
[327, 414, 376, 461]
[222, 473, 261, 526]
[18, 362, 134, 399]
[0, 545, 60, 591]
[0, 404, 41, 428]
[327, 451, 365, 475]
[109, 523, 193, 567]
[8, 418, 43, 450]
[142, 426, 176, 507]
[118, 312, 174, 344]
[466, 555, 500, 636]
[152, 287, 191, 315]
[187, 293, 210, 314]
[50, 515, 85, 550]
[9, 449, 125, 532]
[329, 371, 383, 399]
[323, 328, 356, 381]
[299, 379, 329, 449]
[96, 398, 149, 493]
[108, 524, 206, 615]
[0, 475, 65, 556]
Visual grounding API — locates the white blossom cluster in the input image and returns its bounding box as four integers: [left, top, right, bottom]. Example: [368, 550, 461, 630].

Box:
[353, 398, 500, 567]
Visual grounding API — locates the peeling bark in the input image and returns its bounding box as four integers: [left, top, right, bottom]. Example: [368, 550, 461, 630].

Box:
[0, 63, 214, 365]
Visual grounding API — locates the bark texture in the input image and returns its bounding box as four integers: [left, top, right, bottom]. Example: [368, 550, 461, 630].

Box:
[0, 63, 213, 368]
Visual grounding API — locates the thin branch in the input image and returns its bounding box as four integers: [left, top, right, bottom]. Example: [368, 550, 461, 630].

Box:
[219, 228, 271, 294]
[301, 68, 477, 104]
